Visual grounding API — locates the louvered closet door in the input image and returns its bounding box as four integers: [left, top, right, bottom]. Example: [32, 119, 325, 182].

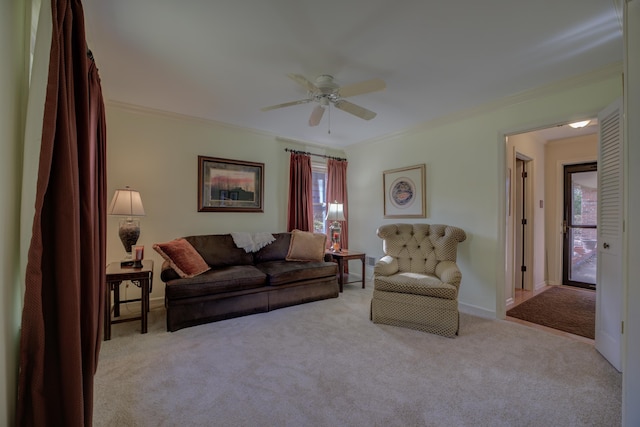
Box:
[595, 98, 623, 372]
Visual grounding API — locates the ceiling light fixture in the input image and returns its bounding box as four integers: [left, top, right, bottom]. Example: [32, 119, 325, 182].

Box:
[569, 120, 591, 129]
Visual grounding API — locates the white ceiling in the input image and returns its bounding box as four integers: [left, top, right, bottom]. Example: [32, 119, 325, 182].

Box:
[82, 0, 622, 149]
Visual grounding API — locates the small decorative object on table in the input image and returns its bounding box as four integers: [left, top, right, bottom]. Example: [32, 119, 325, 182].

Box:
[132, 245, 144, 268]
[325, 201, 346, 252]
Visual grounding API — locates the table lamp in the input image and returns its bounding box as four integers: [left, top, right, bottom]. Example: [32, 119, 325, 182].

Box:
[325, 201, 346, 252]
[108, 186, 145, 260]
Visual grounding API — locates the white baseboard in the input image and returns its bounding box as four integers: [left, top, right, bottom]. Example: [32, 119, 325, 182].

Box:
[459, 302, 496, 319]
[534, 281, 549, 291]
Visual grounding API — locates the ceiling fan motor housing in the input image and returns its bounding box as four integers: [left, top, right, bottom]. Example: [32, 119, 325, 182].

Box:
[315, 75, 339, 95]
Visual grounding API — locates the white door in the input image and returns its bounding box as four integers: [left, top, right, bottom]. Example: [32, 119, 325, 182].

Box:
[595, 98, 623, 372]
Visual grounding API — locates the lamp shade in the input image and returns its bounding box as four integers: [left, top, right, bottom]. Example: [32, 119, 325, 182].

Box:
[108, 187, 145, 216]
[325, 201, 346, 222]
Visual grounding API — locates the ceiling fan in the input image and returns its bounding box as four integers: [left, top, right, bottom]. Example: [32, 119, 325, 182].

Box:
[261, 74, 386, 126]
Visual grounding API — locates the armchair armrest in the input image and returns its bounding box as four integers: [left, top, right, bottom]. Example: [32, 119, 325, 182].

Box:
[436, 261, 462, 288]
[374, 255, 398, 276]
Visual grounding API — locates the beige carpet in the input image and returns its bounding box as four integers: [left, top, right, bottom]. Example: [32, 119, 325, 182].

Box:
[94, 283, 621, 426]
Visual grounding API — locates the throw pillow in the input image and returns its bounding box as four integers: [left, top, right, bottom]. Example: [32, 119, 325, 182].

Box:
[285, 230, 327, 262]
[153, 238, 210, 278]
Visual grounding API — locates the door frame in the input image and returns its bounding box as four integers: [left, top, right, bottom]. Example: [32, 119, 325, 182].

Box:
[514, 155, 534, 293]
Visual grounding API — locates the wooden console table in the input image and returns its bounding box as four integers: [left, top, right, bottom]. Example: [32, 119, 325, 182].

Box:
[104, 259, 153, 340]
[326, 250, 366, 292]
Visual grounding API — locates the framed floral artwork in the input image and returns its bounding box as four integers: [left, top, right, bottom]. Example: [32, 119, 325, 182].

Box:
[198, 156, 264, 212]
[383, 164, 426, 218]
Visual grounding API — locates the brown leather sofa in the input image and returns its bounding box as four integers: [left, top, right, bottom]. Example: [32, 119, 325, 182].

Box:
[161, 232, 339, 332]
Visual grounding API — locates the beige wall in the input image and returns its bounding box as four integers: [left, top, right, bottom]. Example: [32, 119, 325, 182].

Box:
[105, 103, 345, 303]
[345, 70, 621, 318]
[1, 0, 28, 424]
[544, 135, 597, 286]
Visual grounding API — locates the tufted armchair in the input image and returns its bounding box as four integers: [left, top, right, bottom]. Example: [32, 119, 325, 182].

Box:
[371, 223, 467, 337]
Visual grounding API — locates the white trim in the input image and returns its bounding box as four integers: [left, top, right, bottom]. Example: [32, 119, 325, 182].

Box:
[459, 302, 495, 319]
[353, 63, 622, 150]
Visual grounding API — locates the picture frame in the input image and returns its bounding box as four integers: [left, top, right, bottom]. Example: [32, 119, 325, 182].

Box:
[198, 156, 264, 212]
[383, 164, 426, 218]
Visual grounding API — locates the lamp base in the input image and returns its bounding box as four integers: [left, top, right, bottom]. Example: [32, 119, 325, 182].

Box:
[329, 221, 342, 253]
[118, 218, 140, 254]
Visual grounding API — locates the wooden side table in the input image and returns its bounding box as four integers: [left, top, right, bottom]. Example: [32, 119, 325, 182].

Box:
[104, 259, 153, 340]
[326, 250, 366, 292]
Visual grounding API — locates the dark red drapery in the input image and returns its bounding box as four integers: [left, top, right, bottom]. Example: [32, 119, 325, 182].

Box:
[16, 0, 107, 425]
[287, 153, 314, 232]
[326, 158, 349, 249]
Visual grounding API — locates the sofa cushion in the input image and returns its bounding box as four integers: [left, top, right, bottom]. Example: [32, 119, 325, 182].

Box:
[285, 230, 327, 262]
[253, 233, 291, 263]
[165, 265, 266, 299]
[153, 239, 211, 278]
[374, 273, 457, 300]
[257, 260, 337, 286]
[185, 234, 254, 267]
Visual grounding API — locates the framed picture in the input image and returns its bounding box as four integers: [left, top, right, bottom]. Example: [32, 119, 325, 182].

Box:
[198, 156, 264, 212]
[383, 164, 426, 218]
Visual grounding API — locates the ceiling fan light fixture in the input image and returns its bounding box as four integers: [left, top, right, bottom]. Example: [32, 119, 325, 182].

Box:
[569, 120, 590, 128]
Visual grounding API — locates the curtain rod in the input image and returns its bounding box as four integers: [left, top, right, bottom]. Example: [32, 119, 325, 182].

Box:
[284, 148, 346, 162]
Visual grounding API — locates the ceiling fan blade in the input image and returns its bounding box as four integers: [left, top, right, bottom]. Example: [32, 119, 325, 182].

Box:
[287, 74, 319, 93]
[261, 98, 311, 112]
[333, 100, 377, 120]
[338, 78, 386, 98]
[308, 105, 325, 126]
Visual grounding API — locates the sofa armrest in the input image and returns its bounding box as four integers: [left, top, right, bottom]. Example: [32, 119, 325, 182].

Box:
[435, 260, 462, 288]
[160, 260, 181, 282]
[374, 255, 398, 276]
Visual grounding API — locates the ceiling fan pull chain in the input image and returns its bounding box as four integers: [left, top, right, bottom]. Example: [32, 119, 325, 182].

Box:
[328, 104, 331, 134]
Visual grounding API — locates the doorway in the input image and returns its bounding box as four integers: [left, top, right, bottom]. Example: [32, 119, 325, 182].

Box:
[562, 162, 598, 289]
[503, 119, 599, 326]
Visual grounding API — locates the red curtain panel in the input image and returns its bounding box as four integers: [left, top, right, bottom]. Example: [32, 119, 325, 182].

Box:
[287, 153, 314, 232]
[327, 159, 349, 250]
[16, 0, 107, 425]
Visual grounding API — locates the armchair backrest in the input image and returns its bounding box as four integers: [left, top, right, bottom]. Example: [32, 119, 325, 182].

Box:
[377, 223, 466, 274]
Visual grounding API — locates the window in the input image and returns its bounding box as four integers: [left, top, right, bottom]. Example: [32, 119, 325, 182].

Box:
[311, 163, 328, 233]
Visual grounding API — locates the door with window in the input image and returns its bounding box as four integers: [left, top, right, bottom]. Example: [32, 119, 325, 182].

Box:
[562, 162, 597, 289]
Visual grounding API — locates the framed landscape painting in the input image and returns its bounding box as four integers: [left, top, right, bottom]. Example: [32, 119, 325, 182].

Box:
[198, 156, 264, 212]
[383, 164, 426, 218]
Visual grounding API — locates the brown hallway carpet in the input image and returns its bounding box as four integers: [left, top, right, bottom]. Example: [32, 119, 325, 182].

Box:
[507, 286, 595, 339]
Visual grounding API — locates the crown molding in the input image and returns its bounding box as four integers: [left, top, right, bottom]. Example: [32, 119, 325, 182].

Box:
[105, 100, 343, 153]
[350, 62, 623, 150]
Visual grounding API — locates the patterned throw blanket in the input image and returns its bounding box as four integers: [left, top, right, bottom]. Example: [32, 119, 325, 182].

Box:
[230, 232, 276, 253]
